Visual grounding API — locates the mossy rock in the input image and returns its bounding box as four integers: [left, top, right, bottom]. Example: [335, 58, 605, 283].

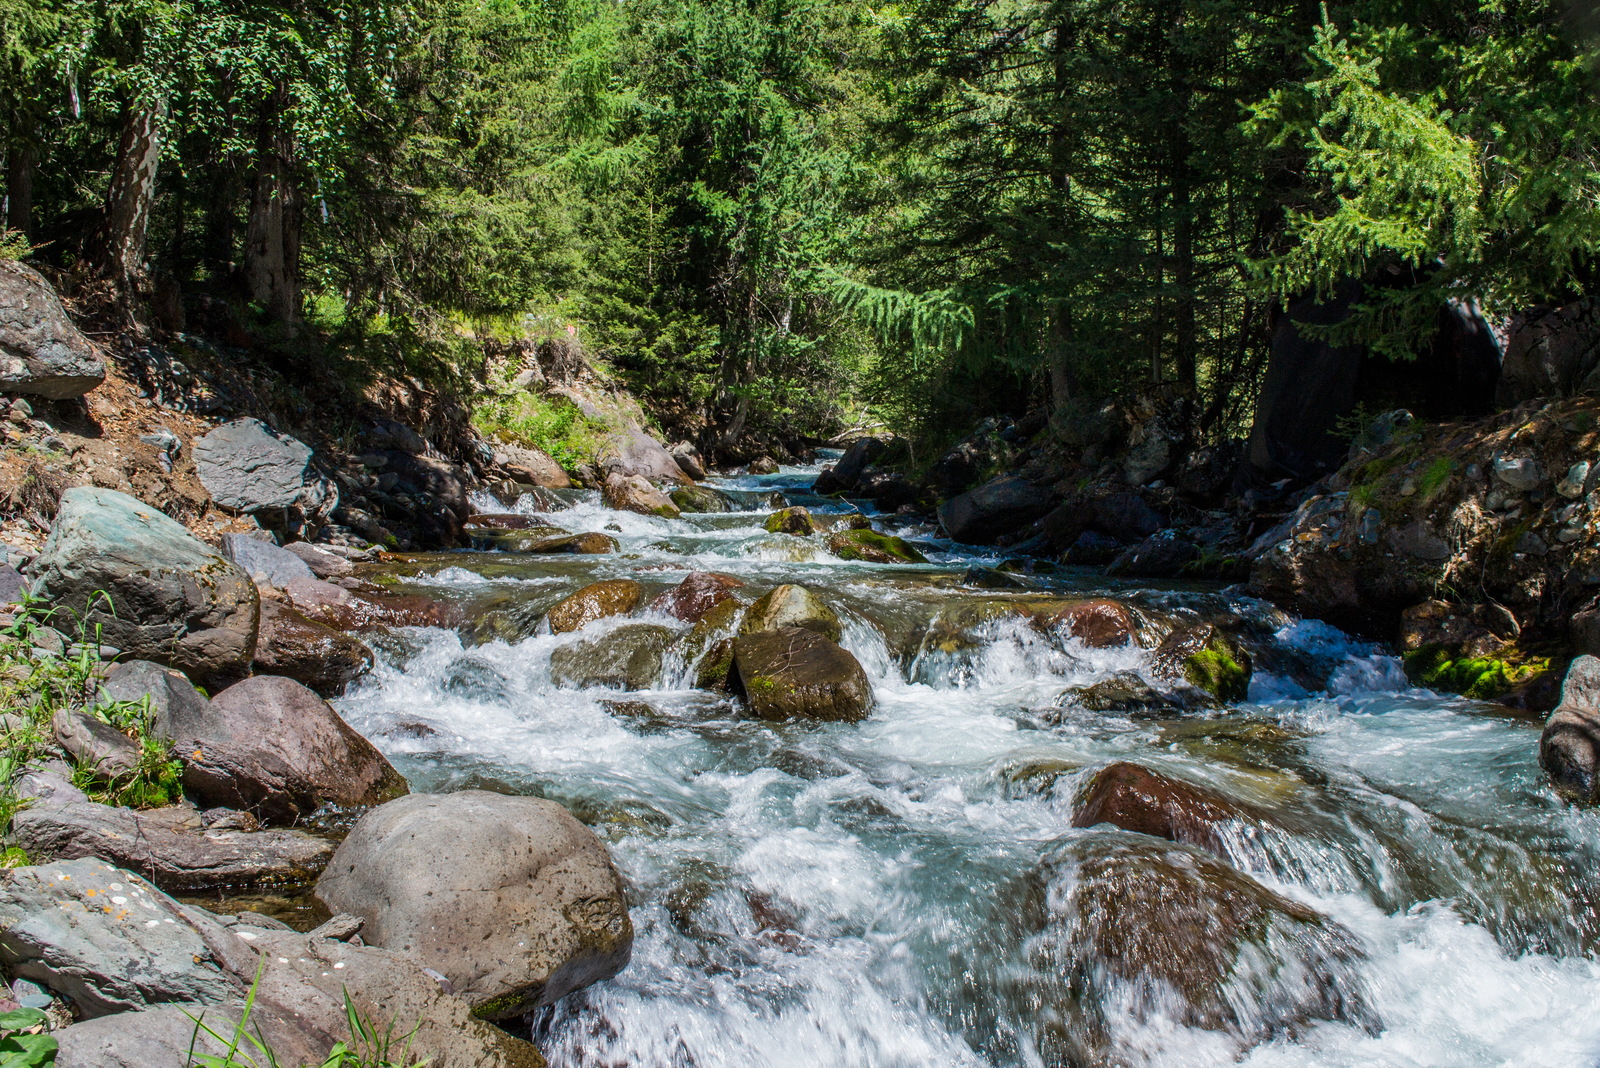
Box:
[731, 627, 874, 722]
[826, 529, 928, 564]
[694, 637, 736, 691]
[550, 623, 675, 690]
[764, 506, 817, 536]
[738, 584, 842, 643]
[1150, 624, 1252, 703]
[1402, 643, 1548, 699]
[671, 486, 738, 513]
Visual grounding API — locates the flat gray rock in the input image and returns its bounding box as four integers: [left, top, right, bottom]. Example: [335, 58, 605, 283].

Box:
[194, 418, 329, 513]
[220, 533, 315, 587]
[54, 1002, 327, 1068]
[0, 858, 241, 1017]
[0, 261, 106, 398]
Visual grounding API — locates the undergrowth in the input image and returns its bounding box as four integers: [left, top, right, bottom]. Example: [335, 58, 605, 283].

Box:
[0, 592, 183, 863]
[472, 389, 610, 471]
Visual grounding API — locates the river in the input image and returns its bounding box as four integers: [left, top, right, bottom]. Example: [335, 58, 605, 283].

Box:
[332, 459, 1600, 1068]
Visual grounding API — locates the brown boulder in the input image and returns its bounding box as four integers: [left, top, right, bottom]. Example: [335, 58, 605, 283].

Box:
[253, 600, 374, 697]
[732, 627, 874, 722]
[495, 443, 571, 489]
[648, 571, 744, 623]
[547, 579, 644, 633]
[282, 577, 461, 631]
[1042, 599, 1137, 648]
[1541, 655, 1600, 802]
[518, 531, 618, 554]
[602, 473, 681, 518]
[1071, 762, 1266, 855]
[175, 675, 408, 824]
[738, 584, 843, 643]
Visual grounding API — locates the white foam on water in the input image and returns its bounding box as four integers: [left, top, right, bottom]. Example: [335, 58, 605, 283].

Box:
[333, 483, 1600, 1068]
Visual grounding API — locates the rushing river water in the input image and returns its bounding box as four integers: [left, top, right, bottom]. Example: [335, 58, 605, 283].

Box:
[333, 460, 1600, 1068]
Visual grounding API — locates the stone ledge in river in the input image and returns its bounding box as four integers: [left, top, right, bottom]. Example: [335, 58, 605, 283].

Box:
[550, 623, 675, 690]
[11, 771, 334, 892]
[826, 528, 927, 564]
[738, 584, 842, 643]
[547, 579, 645, 633]
[732, 627, 874, 722]
[253, 599, 375, 697]
[1070, 762, 1271, 856]
[171, 675, 408, 825]
[314, 790, 632, 1020]
[1055, 672, 1219, 718]
[26, 487, 259, 689]
[672, 485, 739, 513]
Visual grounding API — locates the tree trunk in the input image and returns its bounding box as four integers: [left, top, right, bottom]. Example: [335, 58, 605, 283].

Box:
[5, 142, 33, 239]
[242, 88, 302, 325]
[91, 100, 166, 291]
[1048, 306, 1076, 416]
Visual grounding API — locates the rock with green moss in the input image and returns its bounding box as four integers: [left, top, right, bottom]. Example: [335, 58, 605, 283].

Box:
[732, 626, 874, 721]
[1402, 643, 1546, 699]
[738, 584, 842, 643]
[826, 528, 928, 564]
[550, 623, 675, 691]
[1150, 624, 1251, 703]
[695, 637, 737, 691]
[764, 506, 817, 536]
[671, 485, 740, 513]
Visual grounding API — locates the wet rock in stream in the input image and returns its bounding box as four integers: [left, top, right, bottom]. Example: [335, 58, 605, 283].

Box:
[1071, 761, 1275, 856]
[732, 626, 874, 722]
[1017, 833, 1375, 1063]
[546, 578, 645, 633]
[738, 583, 843, 643]
[550, 623, 676, 690]
[648, 570, 744, 623]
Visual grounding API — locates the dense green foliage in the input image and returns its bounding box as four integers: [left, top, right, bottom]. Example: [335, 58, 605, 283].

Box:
[3, 0, 1597, 453]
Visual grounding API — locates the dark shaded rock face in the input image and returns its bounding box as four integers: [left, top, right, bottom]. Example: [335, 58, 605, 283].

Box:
[1071, 762, 1268, 856]
[253, 600, 375, 697]
[27, 487, 259, 689]
[0, 260, 107, 397]
[1056, 672, 1217, 718]
[938, 476, 1053, 544]
[1541, 655, 1600, 803]
[1018, 834, 1373, 1064]
[1107, 530, 1200, 578]
[1245, 396, 1600, 641]
[547, 579, 644, 633]
[314, 790, 633, 1019]
[812, 437, 884, 495]
[1247, 282, 1500, 480]
[649, 571, 743, 623]
[671, 485, 738, 513]
[172, 675, 408, 824]
[732, 626, 874, 722]
[1498, 298, 1600, 406]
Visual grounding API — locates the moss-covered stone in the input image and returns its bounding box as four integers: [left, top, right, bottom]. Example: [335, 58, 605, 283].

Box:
[1402, 643, 1548, 699]
[1150, 624, 1252, 703]
[764, 506, 817, 536]
[826, 529, 929, 564]
[671, 485, 738, 513]
[738, 584, 843, 643]
[731, 627, 874, 721]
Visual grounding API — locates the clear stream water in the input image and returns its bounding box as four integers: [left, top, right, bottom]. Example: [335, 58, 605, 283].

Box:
[330, 461, 1600, 1068]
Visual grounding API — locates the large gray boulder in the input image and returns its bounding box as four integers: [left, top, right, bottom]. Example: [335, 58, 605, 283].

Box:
[732, 626, 875, 722]
[315, 790, 633, 1020]
[27, 488, 259, 688]
[1541, 655, 1600, 803]
[12, 770, 334, 891]
[243, 928, 549, 1068]
[0, 858, 241, 1018]
[96, 660, 207, 737]
[194, 418, 332, 515]
[495, 443, 571, 489]
[170, 675, 407, 824]
[599, 426, 691, 484]
[0, 260, 106, 397]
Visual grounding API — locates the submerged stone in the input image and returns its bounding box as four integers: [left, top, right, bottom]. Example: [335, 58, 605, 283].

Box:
[550, 623, 675, 691]
[1151, 623, 1252, 702]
